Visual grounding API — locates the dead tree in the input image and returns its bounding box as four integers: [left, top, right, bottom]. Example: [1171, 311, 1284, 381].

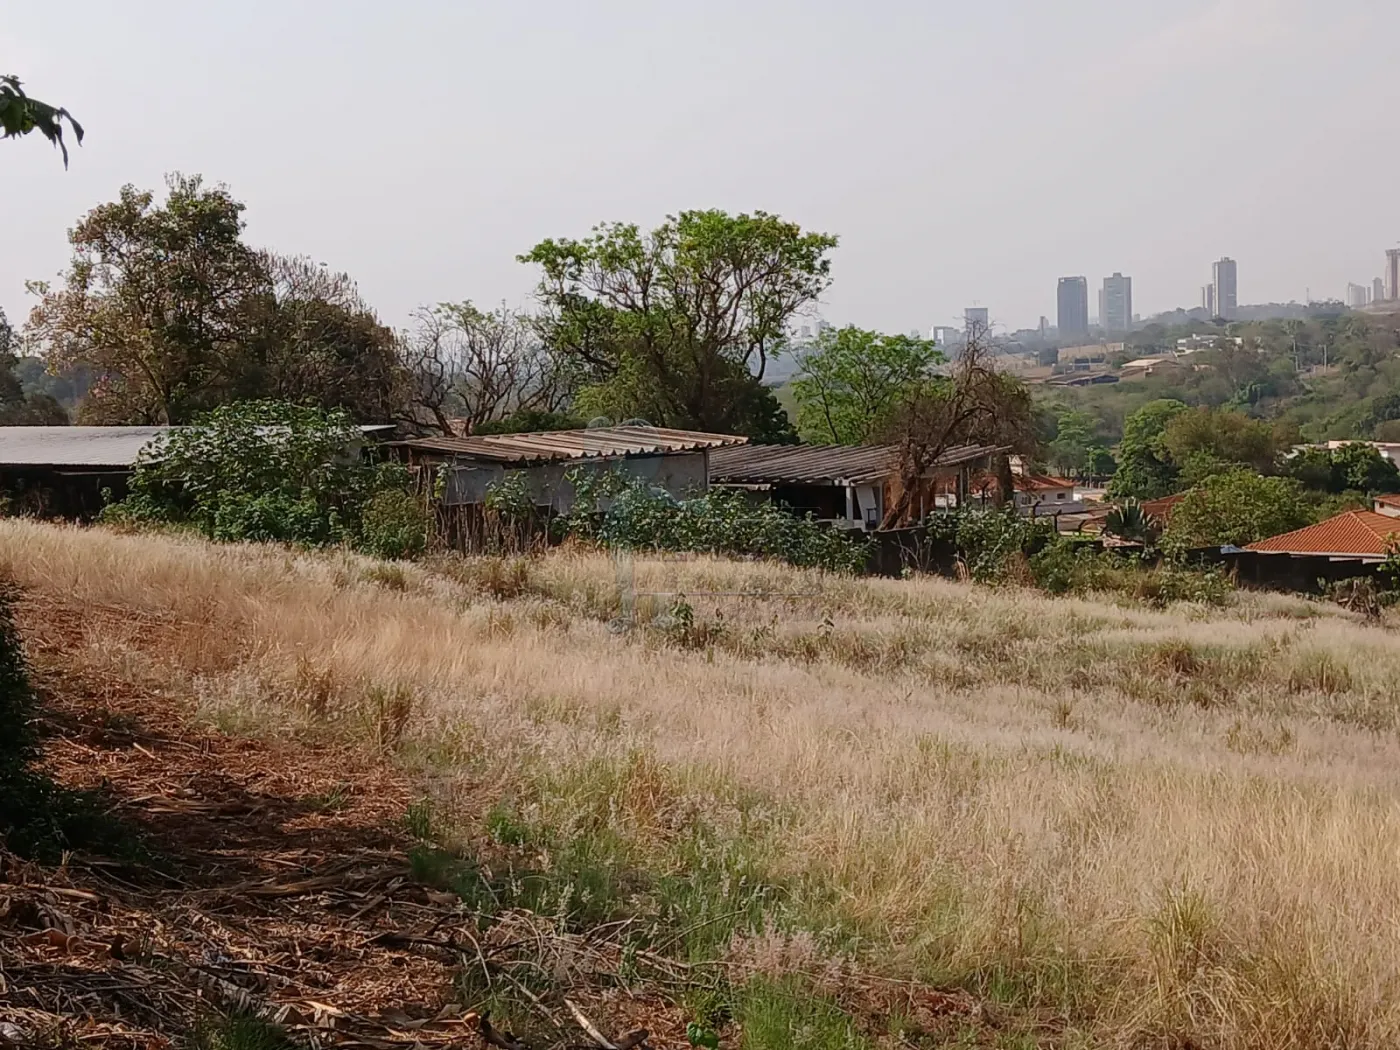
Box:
[879, 324, 1035, 528]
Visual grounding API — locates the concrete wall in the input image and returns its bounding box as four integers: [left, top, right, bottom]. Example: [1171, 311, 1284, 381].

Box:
[442, 452, 708, 511]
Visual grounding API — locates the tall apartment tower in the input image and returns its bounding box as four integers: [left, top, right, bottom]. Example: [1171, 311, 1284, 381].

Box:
[964, 306, 990, 338]
[1102, 273, 1133, 333]
[1348, 283, 1371, 309]
[1387, 250, 1400, 303]
[1202, 284, 1217, 316]
[1376, 277, 1388, 304]
[1057, 277, 1089, 340]
[1213, 258, 1238, 320]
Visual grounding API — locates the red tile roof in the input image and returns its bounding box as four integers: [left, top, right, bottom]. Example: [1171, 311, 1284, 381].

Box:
[1245, 510, 1400, 557]
[1140, 492, 1187, 524]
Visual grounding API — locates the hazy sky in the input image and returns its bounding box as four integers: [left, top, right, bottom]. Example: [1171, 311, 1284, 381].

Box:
[4, 0, 1397, 338]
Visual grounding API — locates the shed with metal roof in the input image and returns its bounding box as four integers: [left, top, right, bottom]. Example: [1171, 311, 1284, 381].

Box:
[386, 425, 749, 511]
[708, 442, 1005, 530]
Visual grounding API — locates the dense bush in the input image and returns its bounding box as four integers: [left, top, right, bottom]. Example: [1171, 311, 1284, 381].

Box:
[1162, 470, 1310, 552]
[486, 469, 872, 574]
[1030, 543, 1232, 606]
[927, 507, 1231, 605]
[928, 507, 1057, 583]
[106, 400, 429, 556]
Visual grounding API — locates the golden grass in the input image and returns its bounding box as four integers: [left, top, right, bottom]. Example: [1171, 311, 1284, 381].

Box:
[7, 519, 1400, 1046]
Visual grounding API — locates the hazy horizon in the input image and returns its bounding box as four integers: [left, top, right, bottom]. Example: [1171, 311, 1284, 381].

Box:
[4, 0, 1398, 341]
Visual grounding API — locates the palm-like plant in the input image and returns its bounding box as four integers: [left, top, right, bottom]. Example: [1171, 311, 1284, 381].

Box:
[1104, 498, 1158, 544]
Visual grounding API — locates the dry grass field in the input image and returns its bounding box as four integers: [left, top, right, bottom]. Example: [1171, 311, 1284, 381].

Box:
[6, 518, 1400, 1048]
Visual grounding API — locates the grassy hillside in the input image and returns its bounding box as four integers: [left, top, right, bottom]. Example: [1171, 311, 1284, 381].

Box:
[5, 522, 1400, 1046]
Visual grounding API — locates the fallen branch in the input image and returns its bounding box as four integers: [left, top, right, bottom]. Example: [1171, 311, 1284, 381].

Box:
[563, 998, 618, 1050]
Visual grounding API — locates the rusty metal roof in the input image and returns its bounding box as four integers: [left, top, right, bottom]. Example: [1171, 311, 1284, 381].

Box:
[387, 426, 747, 465]
[708, 442, 1003, 485]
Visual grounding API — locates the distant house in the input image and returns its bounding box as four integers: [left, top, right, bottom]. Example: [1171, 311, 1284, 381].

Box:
[0, 426, 172, 517]
[1374, 494, 1400, 518]
[386, 426, 746, 512]
[968, 472, 1084, 515]
[1119, 356, 1188, 379]
[1220, 508, 1400, 591]
[1316, 440, 1400, 466]
[708, 442, 1004, 531]
[1044, 371, 1119, 388]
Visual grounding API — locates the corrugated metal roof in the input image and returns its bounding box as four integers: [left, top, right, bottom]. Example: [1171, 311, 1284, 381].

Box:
[968, 471, 1076, 494]
[388, 425, 747, 465]
[0, 426, 173, 468]
[1245, 510, 1399, 558]
[708, 442, 1003, 485]
[0, 424, 397, 470]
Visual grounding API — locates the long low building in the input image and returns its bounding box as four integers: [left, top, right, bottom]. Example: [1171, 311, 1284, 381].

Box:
[0, 426, 175, 517]
[386, 425, 747, 511]
[0, 424, 393, 518]
[707, 442, 1005, 530]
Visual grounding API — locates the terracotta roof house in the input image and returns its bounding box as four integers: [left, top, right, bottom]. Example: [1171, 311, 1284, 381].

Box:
[1244, 510, 1400, 561]
[1373, 493, 1400, 518]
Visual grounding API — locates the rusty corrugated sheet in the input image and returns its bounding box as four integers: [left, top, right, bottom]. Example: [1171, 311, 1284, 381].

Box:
[387, 425, 747, 465]
[708, 443, 1004, 485]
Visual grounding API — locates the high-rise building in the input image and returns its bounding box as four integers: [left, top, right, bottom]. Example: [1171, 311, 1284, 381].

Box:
[1057, 277, 1089, 339]
[1375, 277, 1388, 304]
[964, 307, 990, 338]
[1387, 250, 1400, 303]
[1102, 273, 1133, 333]
[1202, 284, 1216, 316]
[1212, 258, 1238, 320]
[1348, 283, 1371, 309]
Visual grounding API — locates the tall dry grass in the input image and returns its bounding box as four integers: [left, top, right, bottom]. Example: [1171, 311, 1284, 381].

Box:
[6, 519, 1400, 1046]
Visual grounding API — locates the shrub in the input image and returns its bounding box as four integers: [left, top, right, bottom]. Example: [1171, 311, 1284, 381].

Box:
[359, 489, 430, 560]
[1029, 541, 1232, 606]
[554, 474, 871, 574]
[930, 507, 1056, 584]
[105, 400, 421, 557]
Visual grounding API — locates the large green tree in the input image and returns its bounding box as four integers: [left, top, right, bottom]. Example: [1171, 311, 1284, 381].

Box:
[791, 326, 944, 444]
[27, 176, 405, 424]
[0, 308, 67, 425]
[1, 75, 81, 166]
[1108, 399, 1189, 499]
[28, 174, 265, 423]
[1162, 470, 1310, 551]
[521, 210, 835, 440]
[1159, 406, 1280, 485]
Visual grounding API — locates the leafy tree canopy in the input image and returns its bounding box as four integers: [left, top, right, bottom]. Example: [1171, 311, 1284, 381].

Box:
[27, 175, 405, 425]
[791, 326, 944, 444]
[521, 210, 835, 439]
[1282, 442, 1400, 495]
[1107, 399, 1188, 499]
[1162, 470, 1310, 552]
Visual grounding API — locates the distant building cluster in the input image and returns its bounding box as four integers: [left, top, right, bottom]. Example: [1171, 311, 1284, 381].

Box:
[1344, 249, 1399, 311]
